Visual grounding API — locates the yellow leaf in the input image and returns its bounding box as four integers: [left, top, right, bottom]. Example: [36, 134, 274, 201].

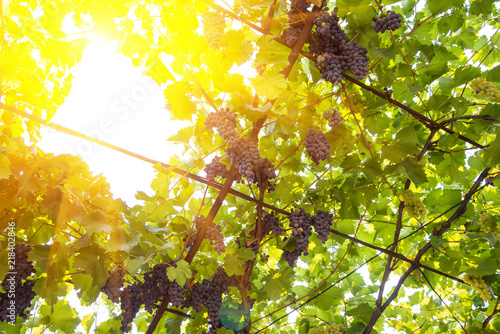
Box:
[250, 71, 287, 100]
[0, 154, 12, 180]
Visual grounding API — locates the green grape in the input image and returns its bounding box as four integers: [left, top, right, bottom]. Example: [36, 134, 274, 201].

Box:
[341, 90, 364, 113]
[463, 274, 492, 301]
[406, 255, 424, 284]
[478, 212, 491, 231]
[470, 78, 500, 102]
[400, 190, 426, 219]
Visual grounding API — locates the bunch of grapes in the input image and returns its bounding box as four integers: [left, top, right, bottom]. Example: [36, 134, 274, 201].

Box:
[120, 284, 143, 332]
[204, 156, 230, 183]
[183, 268, 237, 333]
[204, 108, 238, 144]
[101, 266, 126, 303]
[400, 190, 426, 219]
[195, 216, 226, 254]
[9, 244, 36, 279]
[308, 8, 369, 84]
[141, 263, 171, 312]
[202, 11, 226, 49]
[410, 269, 425, 285]
[305, 129, 331, 165]
[0, 244, 37, 322]
[309, 323, 343, 334]
[262, 211, 284, 236]
[311, 210, 333, 243]
[341, 89, 364, 113]
[478, 212, 491, 231]
[225, 138, 277, 191]
[0, 279, 36, 322]
[167, 281, 185, 307]
[281, 208, 313, 267]
[281, 26, 301, 47]
[463, 274, 492, 301]
[119, 262, 185, 332]
[470, 78, 500, 102]
[323, 108, 343, 129]
[371, 10, 402, 33]
[281, 248, 301, 268]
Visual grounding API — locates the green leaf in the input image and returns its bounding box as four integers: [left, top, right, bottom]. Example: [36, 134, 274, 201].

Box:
[224, 254, 245, 276]
[454, 65, 481, 87]
[487, 65, 500, 82]
[73, 246, 108, 287]
[466, 258, 497, 276]
[167, 260, 191, 286]
[370, 44, 398, 58]
[483, 134, 500, 166]
[81, 210, 112, 235]
[40, 300, 80, 333]
[397, 157, 428, 185]
[430, 236, 444, 248]
[346, 302, 374, 324]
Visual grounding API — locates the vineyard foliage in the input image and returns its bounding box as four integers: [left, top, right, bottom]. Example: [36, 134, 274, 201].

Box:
[1, 0, 500, 333]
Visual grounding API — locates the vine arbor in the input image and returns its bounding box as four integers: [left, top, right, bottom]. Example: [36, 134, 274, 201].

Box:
[1, 0, 500, 333]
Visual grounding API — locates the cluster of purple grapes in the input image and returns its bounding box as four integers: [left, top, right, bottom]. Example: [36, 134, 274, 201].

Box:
[204, 108, 239, 144]
[183, 268, 238, 333]
[196, 216, 226, 254]
[323, 108, 343, 129]
[311, 210, 333, 243]
[204, 156, 230, 182]
[101, 266, 126, 303]
[263, 211, 284, 236]
[305, 129, 331, 165]
[282, 208, 313, 267]
[309, 8, 369, 84]
[371, 10, 402, 33]
[119, 263, 185, 332]
[204, 110, 277, 191]
[0, 244, 36, 322]
[225, 138, 277, 191]
[281, 209, 334, 267]
[282, 27, 301, 46]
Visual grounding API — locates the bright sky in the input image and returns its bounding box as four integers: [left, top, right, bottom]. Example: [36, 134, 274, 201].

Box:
[38, 39, 184, 206]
